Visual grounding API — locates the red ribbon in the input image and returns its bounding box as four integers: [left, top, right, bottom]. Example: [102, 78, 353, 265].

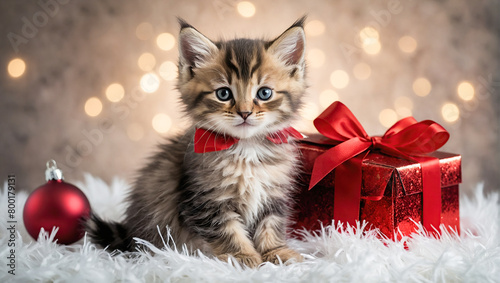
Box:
[309, 102, 449, 232]
[194, 127, 303, 153]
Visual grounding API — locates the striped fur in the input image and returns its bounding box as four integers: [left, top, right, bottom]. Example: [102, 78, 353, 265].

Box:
[86, 17, 307, 267]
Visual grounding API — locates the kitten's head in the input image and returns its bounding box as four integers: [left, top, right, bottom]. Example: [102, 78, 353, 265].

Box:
[177, 17, 307, 139]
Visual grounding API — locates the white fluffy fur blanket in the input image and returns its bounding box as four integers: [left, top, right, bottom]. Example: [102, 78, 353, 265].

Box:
[1, 174, 499, 282]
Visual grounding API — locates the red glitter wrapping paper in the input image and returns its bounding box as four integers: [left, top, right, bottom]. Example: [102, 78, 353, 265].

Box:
[292, 135, 462, 239]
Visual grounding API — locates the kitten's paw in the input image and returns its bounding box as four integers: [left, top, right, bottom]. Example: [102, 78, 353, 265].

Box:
[218, 252, 263, 268]
[262, 246, 303, 265]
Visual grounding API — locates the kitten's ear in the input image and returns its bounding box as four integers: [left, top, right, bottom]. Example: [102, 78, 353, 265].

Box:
[267, 17, 306, 66]
[178, 18, 218, 67]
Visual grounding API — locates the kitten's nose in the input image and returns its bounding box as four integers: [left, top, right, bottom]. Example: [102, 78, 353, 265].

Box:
[237, 111, 252, 120]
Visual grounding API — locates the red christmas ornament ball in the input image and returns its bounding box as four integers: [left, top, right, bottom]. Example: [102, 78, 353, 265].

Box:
[23, 161, 91, 245]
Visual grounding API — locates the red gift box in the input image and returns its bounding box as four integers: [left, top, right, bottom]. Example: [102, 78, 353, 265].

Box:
[292, 136, 461, 239]
[291, 102, 461, 239]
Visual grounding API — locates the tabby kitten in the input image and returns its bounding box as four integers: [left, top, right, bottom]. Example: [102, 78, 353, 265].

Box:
[86, 17, 307, 267]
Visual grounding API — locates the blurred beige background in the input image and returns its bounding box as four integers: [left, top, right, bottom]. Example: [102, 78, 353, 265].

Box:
[1, 0, 499, 195]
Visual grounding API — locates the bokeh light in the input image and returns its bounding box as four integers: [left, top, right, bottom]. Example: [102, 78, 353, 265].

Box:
[156, 33, 175, 51]
[138, 52, 156, 71]
[127, 123, 144, 141]
[396, 107, 412, 118]
[359, 27, 379, 43]
[330, 70, 350, 89]
[237, 1, 256, 18]
[152, 113, 172, 133]
[457, 81, 475, 101]
[140, 73, 161, 93]
[352, 62, 371, 80]
[136, 22, 153, 41]
[84, 97, 103, 117]
[307, 48, 325, 68]
[7, 58, 26, 78]
[398, 36, 418, 53]
[394, 96, 413, 117]
[319, 89, 339, 109]
[305, 20, 325, 37]
[301, 102, 319, 121]
[412, 77, 432, 97]
[379, 108, 398, 127]
[105, 83, 125, 102]
[363, 40, 381, 55]
[159, 61, 177, 81]
[359, 27, 381, 55]
[441, 103, 460, 123]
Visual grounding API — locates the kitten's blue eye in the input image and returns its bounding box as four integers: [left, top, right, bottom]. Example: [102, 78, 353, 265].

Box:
[257, 87, 273, 101]
[215, 88, 232, 101]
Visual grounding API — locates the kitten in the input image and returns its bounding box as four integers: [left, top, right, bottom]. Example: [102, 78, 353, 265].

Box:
[86, 17, 307, 267]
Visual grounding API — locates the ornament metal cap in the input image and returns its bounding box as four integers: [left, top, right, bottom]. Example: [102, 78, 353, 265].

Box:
[45, 160, 64, 181]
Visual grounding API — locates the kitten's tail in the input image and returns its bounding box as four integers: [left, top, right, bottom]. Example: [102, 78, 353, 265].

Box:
[85, 213, 133, 252]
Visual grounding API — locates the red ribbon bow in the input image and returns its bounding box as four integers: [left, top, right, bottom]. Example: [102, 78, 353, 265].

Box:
[309, 102, 450, 232]
[194, 127, 303, 153]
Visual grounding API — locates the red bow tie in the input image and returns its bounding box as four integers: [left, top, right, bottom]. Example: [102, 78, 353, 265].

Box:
[194, 127, 303, 153]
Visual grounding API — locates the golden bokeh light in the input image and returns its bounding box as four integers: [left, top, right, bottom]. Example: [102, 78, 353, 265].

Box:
[305, 20, 325, 37]
[352, 62, 371, 80]
[152, 113, 172, 134]
[394, 96, 413, 117]
[396, 107, 412, 117]
[330, 70, 349, 89]
[301, 102, 320, 121]
[7, 58, 26, 78]
[319, 89, 339, 109]
[441, 103, 460, 123]
[159, 61, 177, 81]
[136, 22, 153, 41]
[105, 83, 125, 102]
[307, 48, 325, 68]
[359, 27, 381, 55]
[127, 123, 144, 141]
[140, 73, 160, 93]
[412, 77, 432, 97]
[138, 53, 156, 72]
[394, 96, 413, 109]
[237, 1, 256, 18]
[457, 81, 475, 101]
[84, 97, 103, 117]
[379, 108, 398, 128]
[156, 33, 175, 51]
[363, 40, 381, 55]
[398, 36, 418, 53]
[359, 27, 379, 43]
